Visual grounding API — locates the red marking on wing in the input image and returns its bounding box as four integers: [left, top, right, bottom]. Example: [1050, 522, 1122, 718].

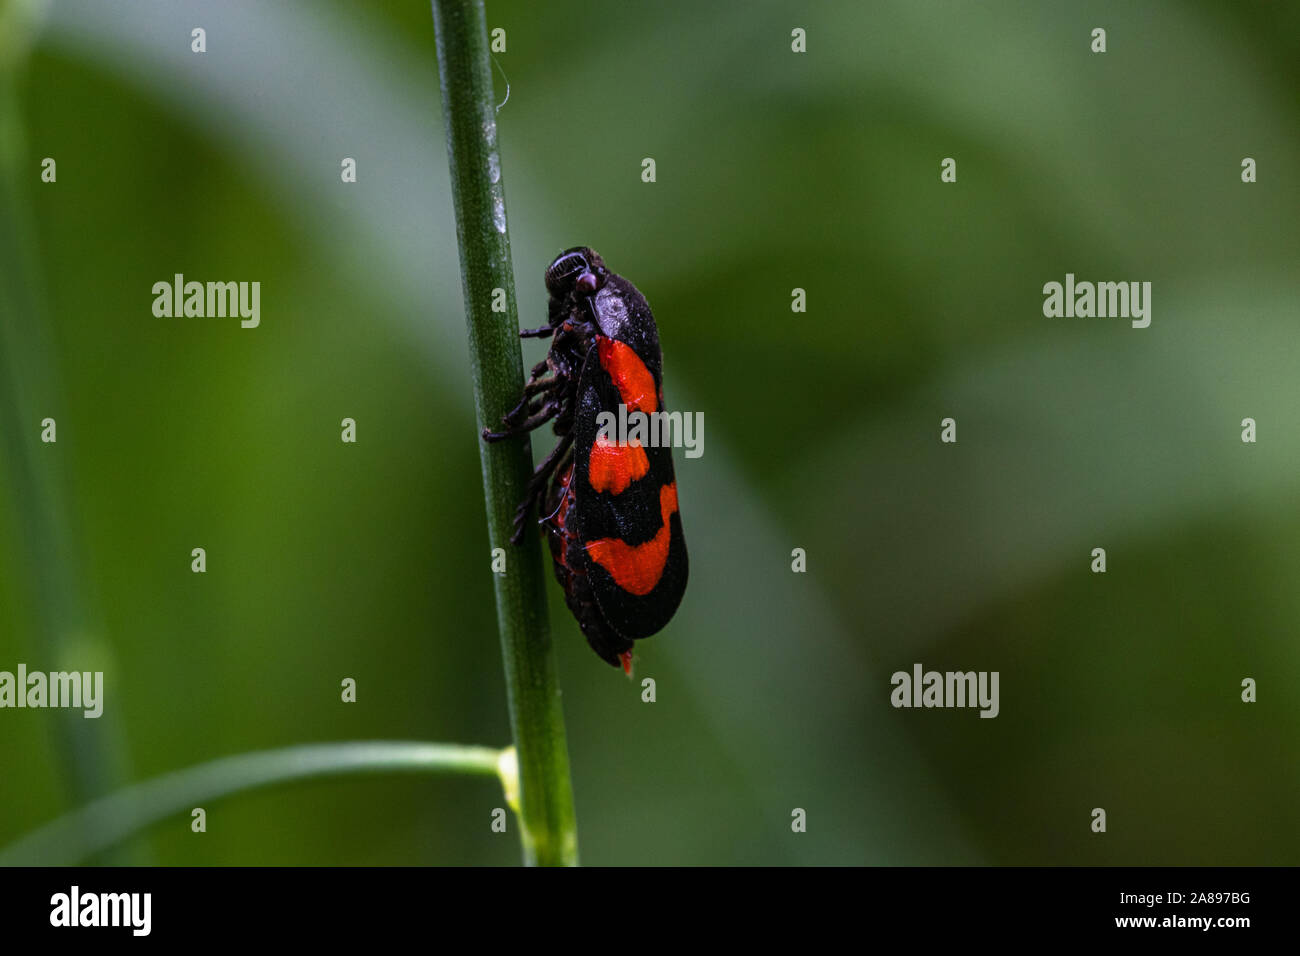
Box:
[585, 483, 678, 596]
[597, 338, 657, 413]
[587, 434, 649, 495]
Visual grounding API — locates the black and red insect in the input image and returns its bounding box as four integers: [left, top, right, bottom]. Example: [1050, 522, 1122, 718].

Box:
[483, 247, 687, 672]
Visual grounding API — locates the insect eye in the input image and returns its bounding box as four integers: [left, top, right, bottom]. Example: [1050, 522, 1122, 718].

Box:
[575, 272, 599, 295]
[545, 252, 589, 295]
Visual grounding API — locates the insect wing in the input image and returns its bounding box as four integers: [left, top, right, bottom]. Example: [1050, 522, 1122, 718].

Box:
[571, 342, 687, 641]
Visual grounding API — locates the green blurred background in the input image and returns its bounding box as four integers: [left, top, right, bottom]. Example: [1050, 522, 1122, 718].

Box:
[1, 0, 1298, 864]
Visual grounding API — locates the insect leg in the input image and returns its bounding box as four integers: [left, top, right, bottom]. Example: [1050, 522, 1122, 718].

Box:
[511, 433, 574, 543]
[501, 376, 561, 426]
[482, 396, 562, 442]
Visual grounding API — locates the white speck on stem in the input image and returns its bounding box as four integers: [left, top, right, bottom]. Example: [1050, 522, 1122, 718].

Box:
[492, 196, 507, 234]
